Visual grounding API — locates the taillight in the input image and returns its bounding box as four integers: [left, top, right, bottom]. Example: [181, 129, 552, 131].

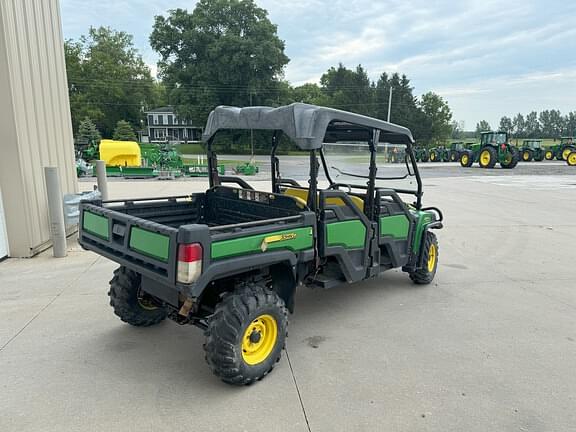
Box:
[177, 243, 203, 283]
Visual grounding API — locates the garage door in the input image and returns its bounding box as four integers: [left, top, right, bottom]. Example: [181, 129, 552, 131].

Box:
[0, 188, 8, 259]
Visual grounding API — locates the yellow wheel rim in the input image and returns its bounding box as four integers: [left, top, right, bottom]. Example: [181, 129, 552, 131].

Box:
[480, 150, 491, 165]
[427, 244, 437, 273]
[562, 148, 572, 160]
[568, 153, 576, 166]
[241, 314, 278, 365]
[462, 154, 469, 165]
[523, 152, 529, 161]
[546, 151, 553, 159]
[430, 153, 436, 161]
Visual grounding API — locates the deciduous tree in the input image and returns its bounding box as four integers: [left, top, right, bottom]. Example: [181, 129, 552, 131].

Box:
[150, 0, 289, 123]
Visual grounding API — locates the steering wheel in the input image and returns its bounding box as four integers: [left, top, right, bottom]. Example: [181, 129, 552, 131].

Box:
[328, 183, 352, 193]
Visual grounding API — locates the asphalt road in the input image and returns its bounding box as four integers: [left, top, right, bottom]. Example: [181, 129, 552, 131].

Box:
[2, 167, 576, 431]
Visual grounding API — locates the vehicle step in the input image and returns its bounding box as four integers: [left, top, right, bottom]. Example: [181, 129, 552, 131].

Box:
[308, 275, 346, 289]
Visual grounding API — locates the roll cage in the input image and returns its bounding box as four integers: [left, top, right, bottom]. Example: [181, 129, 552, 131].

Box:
[203, 103, 424, 220]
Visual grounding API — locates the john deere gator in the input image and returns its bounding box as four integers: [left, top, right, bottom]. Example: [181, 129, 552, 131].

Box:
[78, 103, 443, 385]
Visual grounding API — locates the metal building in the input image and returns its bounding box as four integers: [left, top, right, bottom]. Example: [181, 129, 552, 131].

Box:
[0, 0, 77, 258]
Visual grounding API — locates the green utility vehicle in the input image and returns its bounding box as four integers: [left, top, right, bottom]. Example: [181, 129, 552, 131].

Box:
[235, 161, 259, 175]
[544, 137, 576, 161]
[429, 146, 450, 162]
[459, 131, 519, 169]
[79, 104, 443, 385]
[414, 146, 429, 162]
[518, 140, 545, 162]
[448, 142, 466, 162]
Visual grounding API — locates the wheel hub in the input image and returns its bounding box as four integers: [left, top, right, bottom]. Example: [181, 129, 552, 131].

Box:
[241, 314, 278, 365]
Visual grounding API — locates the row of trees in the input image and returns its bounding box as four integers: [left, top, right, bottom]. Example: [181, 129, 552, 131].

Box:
[475, 111, 576, 139]
[64, 0, 454, 148]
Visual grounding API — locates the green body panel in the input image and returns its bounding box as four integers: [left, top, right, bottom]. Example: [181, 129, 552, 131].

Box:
[379, 214, 410, 239]
[411, 211, 433, 252]
[129, 227, 170, 262]
[211, 227, 313, 260]
[326, 220, 366, 249]
[82, 211, 109, 240]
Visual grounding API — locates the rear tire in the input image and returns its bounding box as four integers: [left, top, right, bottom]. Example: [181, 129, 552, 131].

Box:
[534, 151, 545, 162]
[108, 267, 167, 327]
[410, 232, 439, 285]
[204, 284, 288, 385]
[479, 147, 497, 168]
[421, 151, 429, 162]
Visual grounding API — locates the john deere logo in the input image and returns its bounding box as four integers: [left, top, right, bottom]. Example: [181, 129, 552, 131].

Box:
[260, 233, 297, 252]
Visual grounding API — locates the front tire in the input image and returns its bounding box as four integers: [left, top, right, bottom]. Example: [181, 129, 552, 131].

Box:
[567, 151, 576, 166]
[545, 150, 554, 160]
[409, 232, 439, 285]
[204, 284, 288, 385]
[108, 267, 167, 327]
[479, 147, 497, 168]
[501, 147, 519, 169]
[521, 149, 533, 162]
[460, 150, 473, 167]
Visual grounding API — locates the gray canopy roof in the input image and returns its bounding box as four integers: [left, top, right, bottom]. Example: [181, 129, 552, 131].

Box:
[202, 103, 414, 149]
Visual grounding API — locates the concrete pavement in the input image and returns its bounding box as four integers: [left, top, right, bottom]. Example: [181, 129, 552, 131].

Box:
[1, 174, 575, 431]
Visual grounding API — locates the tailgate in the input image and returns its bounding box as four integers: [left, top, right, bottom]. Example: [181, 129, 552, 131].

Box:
[79, 202, 179, 284]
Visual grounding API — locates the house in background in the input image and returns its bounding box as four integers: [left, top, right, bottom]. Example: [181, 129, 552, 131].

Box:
[143, 106, 203, 144]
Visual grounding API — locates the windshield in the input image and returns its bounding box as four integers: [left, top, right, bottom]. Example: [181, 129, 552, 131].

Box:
[484, 133, 507, 145]
[321, 141, 417, 194]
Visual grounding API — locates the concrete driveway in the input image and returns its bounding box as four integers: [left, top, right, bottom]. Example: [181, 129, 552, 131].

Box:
[1, 173, 575, 431]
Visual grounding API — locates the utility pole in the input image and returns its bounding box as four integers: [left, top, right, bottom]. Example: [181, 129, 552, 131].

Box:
[383, 85, 394, 162]
[387, 86, 393, 122]
[250, 92, 254, 160]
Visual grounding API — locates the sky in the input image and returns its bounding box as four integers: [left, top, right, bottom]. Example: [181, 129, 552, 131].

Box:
[60, 0, 576, 129]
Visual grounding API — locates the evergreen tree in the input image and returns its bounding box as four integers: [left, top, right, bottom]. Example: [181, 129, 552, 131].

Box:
[113, 120, 137, 141]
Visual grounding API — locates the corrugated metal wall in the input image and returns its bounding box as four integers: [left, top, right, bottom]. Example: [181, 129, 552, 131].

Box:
[0, 0, 77, 257]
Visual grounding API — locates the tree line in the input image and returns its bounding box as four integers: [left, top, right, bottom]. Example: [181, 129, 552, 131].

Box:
[475, 111, 576, 139]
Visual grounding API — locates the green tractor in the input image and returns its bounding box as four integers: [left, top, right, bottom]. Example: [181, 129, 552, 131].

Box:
[517, 140, 544, 162]
[544, 137, 576, 161]
[429, 145, 450, 162]
[414, 146, 429, 162]
[448, 142, 466, 162]
[459, 131, 519, 169]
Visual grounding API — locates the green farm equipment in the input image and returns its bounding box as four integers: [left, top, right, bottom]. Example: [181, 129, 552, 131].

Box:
[413, 146, 429, 162]
[544, 137, 575, 161]
[429, 146, 449, 162]
[448, 142, 466, 162]
[235, 162, 259, 175]
[459, 131, 519, 169]
[78, 103, 443, 386]
[518, 140, 544, 162]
